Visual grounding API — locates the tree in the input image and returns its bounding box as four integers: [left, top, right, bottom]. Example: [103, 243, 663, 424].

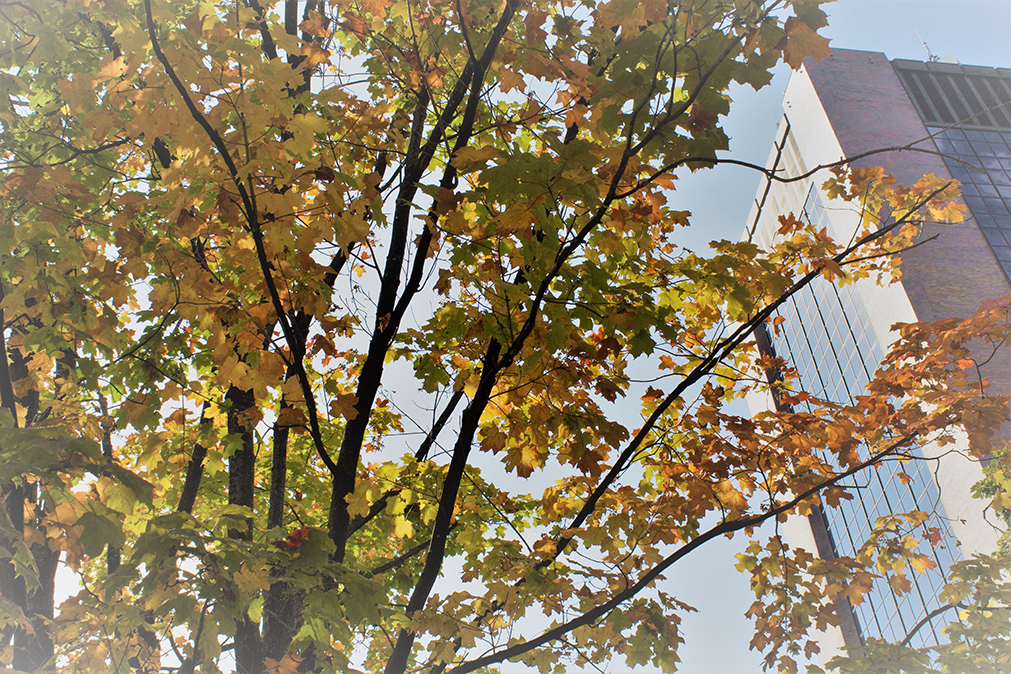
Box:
[0, 0, 1006, 673]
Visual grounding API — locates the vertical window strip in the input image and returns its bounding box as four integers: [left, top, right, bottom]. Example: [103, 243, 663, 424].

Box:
[766, 184, 963, 648]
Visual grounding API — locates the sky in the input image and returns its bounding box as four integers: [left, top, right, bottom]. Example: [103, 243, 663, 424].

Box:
[664, 2, 1011, 673]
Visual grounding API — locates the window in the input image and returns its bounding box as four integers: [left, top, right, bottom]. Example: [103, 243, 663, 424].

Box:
[768, 183, 963, 647]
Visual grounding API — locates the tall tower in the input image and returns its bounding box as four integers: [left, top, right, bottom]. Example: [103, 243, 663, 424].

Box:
[744, 49, 1011, 662]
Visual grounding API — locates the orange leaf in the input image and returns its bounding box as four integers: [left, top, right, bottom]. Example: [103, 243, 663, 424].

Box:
[273, 526, 311, 551]
[277, 406, 307, 428]
[300, 44, 331, 67]
[360, 0, 392, 16]
[777, 213, 804, 235]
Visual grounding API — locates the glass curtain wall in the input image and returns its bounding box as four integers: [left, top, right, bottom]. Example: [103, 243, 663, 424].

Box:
[931, 126, 1011, 279]
[769, 186, 962, 647]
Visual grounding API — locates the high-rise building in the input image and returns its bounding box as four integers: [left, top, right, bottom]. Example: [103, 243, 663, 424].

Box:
[743, 49, 1011, 662]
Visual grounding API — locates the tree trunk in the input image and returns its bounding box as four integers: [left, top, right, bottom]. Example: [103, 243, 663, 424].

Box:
[177, 402, 212, 515]
[0, 307, 28, 664]
[226, 385, 264, 674]
[25, 540, 60, 667]
[267, 400, 289, 531]
[262, 399, 302, 660]
[1, 483, 27, 665]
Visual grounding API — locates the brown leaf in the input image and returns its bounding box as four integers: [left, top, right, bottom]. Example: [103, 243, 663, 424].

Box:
[299, 10, 330, 38]
[778, 17, 831, 70]
[329, 393, 359, 421]
[217, 189, 243, 222]
[277, 406, 307, 428]
[314, 166, 336, 183]
[182, 10, 205, 36]
[434, 187, 460, 216]
[687, 105, 718, 135]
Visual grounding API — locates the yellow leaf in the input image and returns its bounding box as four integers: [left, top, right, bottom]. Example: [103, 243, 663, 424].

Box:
[818, 258, 846, 281]
[909, 554, 936, 574]
[234, 562, 269, 595]
[453, 145, 498, 171]
[393, 516, 415, 539]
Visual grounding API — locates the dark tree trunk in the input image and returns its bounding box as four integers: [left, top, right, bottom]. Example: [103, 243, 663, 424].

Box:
[267, 401, 289, 530]
[262, 397, 302, 660]
[262, 579, 301, 662]
[0, 306, 29, 663]
[227, 385, 257, 538]
[226, 385, 264, 674]
[2, 483, 27, 664]
[177, 402, 212, 515]
[25, 540, 60, 666]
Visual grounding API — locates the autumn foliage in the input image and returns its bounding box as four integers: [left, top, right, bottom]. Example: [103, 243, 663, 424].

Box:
[0, 1, 1008, 674]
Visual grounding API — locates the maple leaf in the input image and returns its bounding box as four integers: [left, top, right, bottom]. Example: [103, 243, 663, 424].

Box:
[329, 393, 359, 421]
[359, 0, 392, 17]
[299, 10, 330, 38]
[887, 573, 911, 594]
[276, 406, 307, 428]
[273, 527, 312, 551]
[687, 105, 718, 135]
[300, 44, 331, 67]
[181, 10, 204, 36]
[776, 213, 804, 236]
[778, 17, 832, 70]
[313, 166, 336, 183]
[641, 386, 665, 403]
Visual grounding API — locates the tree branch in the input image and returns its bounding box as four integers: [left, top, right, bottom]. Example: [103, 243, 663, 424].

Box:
[542, 181, 954, 565]
[431, 184, 955, 659]
[348, 388, 465, 538]
[383, 339, 502, 674]
[364, 523, 460, 579]
[177, 402, 210, 515]
[330, 0, 520, 562]
[619, 143, 973, 200]
[145, 0, 337, 478]
[898, 601, 963, 648]
[446, 432, 923, 674]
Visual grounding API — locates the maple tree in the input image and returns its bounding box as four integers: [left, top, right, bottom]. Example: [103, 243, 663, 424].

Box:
[0, 0, 1008, 673]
